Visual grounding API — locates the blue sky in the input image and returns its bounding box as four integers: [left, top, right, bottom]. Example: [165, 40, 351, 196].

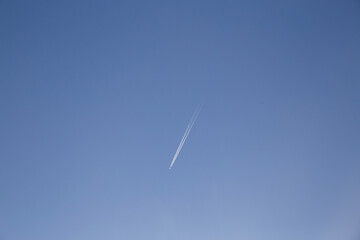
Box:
[1, 0, 360, 239]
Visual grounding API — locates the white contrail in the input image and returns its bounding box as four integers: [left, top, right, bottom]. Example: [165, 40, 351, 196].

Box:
[169, 108, 199, 170]
[172, 106, 199, 158]
[171, 111, 197, 165]
[170, 109, 198, 167]
[169, 105, 201, 170]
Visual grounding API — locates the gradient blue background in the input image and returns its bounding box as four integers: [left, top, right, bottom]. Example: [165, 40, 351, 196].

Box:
[1, 0, 360, 239]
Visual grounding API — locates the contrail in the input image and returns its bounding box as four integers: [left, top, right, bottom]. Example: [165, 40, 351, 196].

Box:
[171, 111, 197, 165]
[169, 105, 201, 170]
[173, 106, 199, 158]
[169, 107, 200, 170]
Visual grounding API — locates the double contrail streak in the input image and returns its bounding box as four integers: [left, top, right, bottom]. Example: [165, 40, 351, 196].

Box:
[169, 105, 201, 170]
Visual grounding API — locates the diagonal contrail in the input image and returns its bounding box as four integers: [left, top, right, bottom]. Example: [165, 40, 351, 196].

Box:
[169, 105, 201, 170]
[169, 107, 199, 170]
[172, 106, 199, 158]
[174, 108, 199, 158]
[172, 105, 201, 159]
[171, 113, 196, 166]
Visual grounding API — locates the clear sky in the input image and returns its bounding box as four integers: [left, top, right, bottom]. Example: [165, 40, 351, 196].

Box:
[1, 0, 360, 239]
